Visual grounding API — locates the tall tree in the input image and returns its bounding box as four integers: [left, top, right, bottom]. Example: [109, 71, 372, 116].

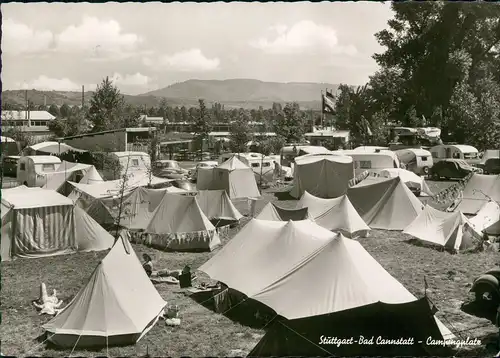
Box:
[87, 76, 125, 132]
[272, 102, 306, 144]
[229, 109, 251, 153]
[192, 99, 212, 158]
[60, 104, 71, 118]
[48, 104, 60, 117]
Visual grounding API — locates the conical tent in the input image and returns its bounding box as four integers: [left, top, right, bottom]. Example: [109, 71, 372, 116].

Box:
[290, 154, 354, 199]
[455, 174, 500, 214]
[256, 202, 310, 221]
[347, 176, 423, 230]
[196, 157, 260, 199]
[73, 206, 115, 252]
[404, 205, 483, 251]
[79, 166, 104, 184]
[196, 189, 243, 225]
[249, 298, 452, 357]
[145, 193, 221, 251]
[43, 237, 167, 348]
[297, 191, 370, 237]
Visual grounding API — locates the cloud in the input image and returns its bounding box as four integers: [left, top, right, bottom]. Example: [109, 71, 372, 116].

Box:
[250, 20, 357, 56]
[111, 72, 150, 86]
[56, 16, 141, 60]
[16, 75, 84, 91]
[143, 49, 220, 72]
[1, 18, 54, 55]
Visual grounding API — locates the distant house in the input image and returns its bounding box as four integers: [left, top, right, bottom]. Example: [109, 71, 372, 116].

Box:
[304, 128, 350, 149]
[1, 110, 56, 141]
[140, 115, 164, 126]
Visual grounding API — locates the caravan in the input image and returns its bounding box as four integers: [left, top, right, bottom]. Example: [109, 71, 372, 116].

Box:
[17, 155, 62, 187]
[430, 144, 480, 165]
[340, 150, 401, 176]
[395, 148, 434, 176]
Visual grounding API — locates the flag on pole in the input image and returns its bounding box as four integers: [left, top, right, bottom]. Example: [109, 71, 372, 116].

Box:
[322, 91, 335, 114]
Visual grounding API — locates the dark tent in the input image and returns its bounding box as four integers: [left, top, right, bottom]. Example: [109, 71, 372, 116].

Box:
[248, 297, 452, 357]
[255, 202, 310, 221]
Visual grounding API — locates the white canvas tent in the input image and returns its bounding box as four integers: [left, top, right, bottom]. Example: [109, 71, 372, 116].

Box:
[256, 202, 310, 221]
[468, 200, 500, 234]
[42, 161, 103, 193]
[1, 186, 114, 261]
[378, 168, 433, 196]
[403, 205, 482, 252]
[199, 219, 454, 340]
[296, 191, 370, 237]
[290, 154, 354, 199]
[43, 237, 167, 348]
[196, 189, 243, 225]
[454, 174, 500, 214]
[196, 156, 260, 199]
[143, 193, 221, 251]
[347, 176, 424, 230]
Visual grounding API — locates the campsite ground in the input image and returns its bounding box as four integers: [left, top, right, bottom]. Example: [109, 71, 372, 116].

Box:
[1, 180, 499, 357]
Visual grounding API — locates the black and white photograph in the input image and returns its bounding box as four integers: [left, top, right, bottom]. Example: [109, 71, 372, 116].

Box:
[1, 1, 500, 357]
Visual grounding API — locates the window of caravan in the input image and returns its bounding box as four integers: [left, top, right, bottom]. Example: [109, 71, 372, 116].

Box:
[42, 163, 55, 171]
[463, 152, 478, 159]
[452, 152, 460, 159]
[262, 162, 271, 167]
[251, 163, 260, 168]
[131, 159, 140, 166]
[359, 161, 372, 169]
[421, 156, 428, 161]
[20, 163, 26, 171]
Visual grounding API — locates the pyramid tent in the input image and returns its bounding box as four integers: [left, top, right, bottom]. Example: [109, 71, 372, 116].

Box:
[196, 189, 243, 225]
[468, 200, 500, 234]
[347, 176, 424, 230]
[196, 156, 260, 199]
[43, 237, 167, 348]
[296, 191, 370, 237]
[145, 193, 221, 251]
[79, 166, 104, 184]
[1, 186, 113, 261]
[455, 174, 500, 214]
[378, 168, 433, 196]
[256, 202, 310, 221]
[249, 298, 452, 357]
[290, 154, 355, 199]
[403, 205, 482, 251]
[200, 223, 454, 341]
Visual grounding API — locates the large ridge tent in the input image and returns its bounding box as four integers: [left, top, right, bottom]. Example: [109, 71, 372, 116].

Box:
[296, 191, 370, 237]
[347, 176, 424, 230]
[86, 186, 170, 230]
[196, 156, 260, 199]
[43, 237, 167, 348]
[256, 202, 310, 221]
[468, 200, 500, 234]
[290, 153, 355, 199]
[1, 186, 114, 261]
[199, 219, 454, 347]
[143, 193, 221, 251]
[196, 189, 243, 226]
[454, 174, 500, 215]
[403, 205, 482, 252]
[249, 297, 452, 357]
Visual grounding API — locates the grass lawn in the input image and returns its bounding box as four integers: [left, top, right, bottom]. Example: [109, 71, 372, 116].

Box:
[1, 180, 499, 357]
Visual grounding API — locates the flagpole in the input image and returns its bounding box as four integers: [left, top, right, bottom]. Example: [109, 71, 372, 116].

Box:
[320, 90, 324, 129]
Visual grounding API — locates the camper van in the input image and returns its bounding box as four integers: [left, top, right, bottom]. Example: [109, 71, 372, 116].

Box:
[395, 148, 434, 176]
[103, 151, 151, 180]
[340, 150, 401, 176]
[17, 155, 62, 187]
[429, 144, 480, 165]
[280, 145, 331, 167]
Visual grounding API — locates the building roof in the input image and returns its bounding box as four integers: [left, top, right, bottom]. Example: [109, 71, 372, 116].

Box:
[1, 111, 55, 121]
[304, 130, 350, 138]
[144, 117, 164, 122]
[58, 127, 156, 140]
[24, 155, 62, 164]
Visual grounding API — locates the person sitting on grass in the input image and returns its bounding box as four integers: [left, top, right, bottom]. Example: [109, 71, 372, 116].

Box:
[142, 253, 153, 277]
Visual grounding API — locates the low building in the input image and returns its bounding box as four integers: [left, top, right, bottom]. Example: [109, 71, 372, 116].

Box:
[140, 115, 164, 126]
[59, 127, 157, 152]
[304, 128, 350, 149]
[1, 110, 56, 141]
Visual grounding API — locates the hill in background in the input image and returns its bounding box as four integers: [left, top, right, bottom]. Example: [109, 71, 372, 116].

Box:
[2, 79, 340, 110]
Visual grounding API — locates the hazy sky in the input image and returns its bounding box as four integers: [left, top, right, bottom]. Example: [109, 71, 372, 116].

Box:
[2, 2, 393, 95]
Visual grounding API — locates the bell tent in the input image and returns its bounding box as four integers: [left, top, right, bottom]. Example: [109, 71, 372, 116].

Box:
[256, 202, 310, 221]
[403, 205, 483, 252]
[290, 154, 354, 199]
[296, 191, 370, 237]
[347, 176, 424, 230]
[43, 236, 167, 348]
[1, 186, 114, 261]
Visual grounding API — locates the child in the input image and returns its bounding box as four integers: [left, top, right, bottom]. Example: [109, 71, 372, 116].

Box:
[142, 254, 153, 277]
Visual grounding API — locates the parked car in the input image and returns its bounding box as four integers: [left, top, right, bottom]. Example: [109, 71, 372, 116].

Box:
[429, 159, 483, 181]
[153, 160, 189, 179]
[483, 158, 500, 175]
[2, 155, 20, 177]
[189, 161, 218, 182]
[470, 267, 500, 307]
